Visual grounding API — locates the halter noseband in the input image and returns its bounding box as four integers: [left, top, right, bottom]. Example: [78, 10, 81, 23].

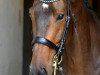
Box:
[32, 0, 71, 75]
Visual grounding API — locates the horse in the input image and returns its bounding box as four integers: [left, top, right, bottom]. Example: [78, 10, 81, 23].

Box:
[29, 0, 100, 75]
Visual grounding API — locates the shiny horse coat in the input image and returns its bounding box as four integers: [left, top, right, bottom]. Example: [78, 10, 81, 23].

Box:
[29, 0, 100, 75]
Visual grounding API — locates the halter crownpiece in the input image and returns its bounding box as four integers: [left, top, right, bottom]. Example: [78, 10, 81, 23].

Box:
[40, 0, 59, 3]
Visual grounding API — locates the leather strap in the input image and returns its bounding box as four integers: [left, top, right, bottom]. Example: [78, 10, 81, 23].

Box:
[32, 36, 58, 51]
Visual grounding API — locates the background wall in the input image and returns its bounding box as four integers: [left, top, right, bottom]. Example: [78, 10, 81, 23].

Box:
[0, 0, 23, 75]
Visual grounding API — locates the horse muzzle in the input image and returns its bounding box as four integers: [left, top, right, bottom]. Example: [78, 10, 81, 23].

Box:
[29, 64, 48, 75]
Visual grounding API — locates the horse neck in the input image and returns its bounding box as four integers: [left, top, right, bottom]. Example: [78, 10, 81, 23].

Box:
[62, 2, 94, 75]
[70, 1, 91, 46]
[68, 1, 91, 51]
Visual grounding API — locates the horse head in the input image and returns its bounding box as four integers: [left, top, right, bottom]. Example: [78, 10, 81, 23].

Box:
[29, 0, 100, 75]
[29, 0, 68, 75]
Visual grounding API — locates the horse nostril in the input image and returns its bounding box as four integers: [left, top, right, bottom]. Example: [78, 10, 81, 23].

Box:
[43, 67, 47, 75]
[29, 65, 48, 75]
[39, 67, 47, 75]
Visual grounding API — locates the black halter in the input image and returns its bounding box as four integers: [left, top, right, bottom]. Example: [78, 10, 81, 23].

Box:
[32, 0, 71, 74]
[32, 0, 71, 60]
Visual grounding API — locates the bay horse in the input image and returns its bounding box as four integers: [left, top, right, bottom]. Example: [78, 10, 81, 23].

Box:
[29, 0, 100, 75]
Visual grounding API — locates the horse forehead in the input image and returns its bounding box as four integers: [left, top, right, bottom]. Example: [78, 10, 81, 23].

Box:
[52, 0, 65, 10]
[37, 1, 65, 10]
[33, 2, 50, 13]
[42, 3, 49, 9]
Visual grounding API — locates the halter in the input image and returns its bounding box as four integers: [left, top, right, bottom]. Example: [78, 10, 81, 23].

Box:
[40, 0, 58, 3]
[32, 0, 71, 75]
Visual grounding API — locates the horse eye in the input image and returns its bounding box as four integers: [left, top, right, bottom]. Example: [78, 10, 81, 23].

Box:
[56, 14, 64, 20]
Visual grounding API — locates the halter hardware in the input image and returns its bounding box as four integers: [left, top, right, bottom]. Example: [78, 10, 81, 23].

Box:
[53, 54, 63, 75]
[53, 55, 58, 75]
[40, 0, 59, 3]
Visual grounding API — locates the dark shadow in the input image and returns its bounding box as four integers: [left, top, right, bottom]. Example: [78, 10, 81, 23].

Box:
[93, 0, 100, 17]
[23, 0, 33, 75]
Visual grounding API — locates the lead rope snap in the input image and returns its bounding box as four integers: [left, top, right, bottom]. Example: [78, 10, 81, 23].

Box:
[53, 55, 63, 75]
[53, 55, 58, 75]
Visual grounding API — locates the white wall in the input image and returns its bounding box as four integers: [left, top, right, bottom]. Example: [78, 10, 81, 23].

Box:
[0, 0, 23, 75]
